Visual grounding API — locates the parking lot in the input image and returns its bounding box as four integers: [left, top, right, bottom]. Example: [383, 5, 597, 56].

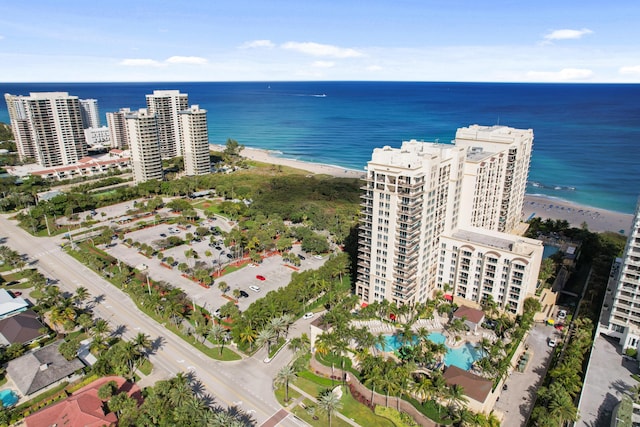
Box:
[102, 221, 327, 315]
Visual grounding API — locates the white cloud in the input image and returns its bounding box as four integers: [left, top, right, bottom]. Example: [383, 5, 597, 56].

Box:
[526, 68, 593, 81]
[312, 61, 335, 68]
[239, 39, 275, 49]
[366, 65, 382, 72]
[0, 35, 4, 40]
[619, 65, 640, 75]
[543, 28, 593, 42]
[166, 56, 207, 65]
[119, 58, 164, 67]
[281, 41, 364, 58]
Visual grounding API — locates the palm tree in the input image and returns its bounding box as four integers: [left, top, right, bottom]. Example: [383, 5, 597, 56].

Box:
[289, 334, 311, 356]
[548, 393, 578, 424]
[446, 384, 469, 411]
[412, 376, 433, 404]
[256, 327, 276, 354]
[90, 334, 108, 354]
[133, 332, 152, 357]
[74, 286, 89, 307]
[210, 323, 227, 355]
[269, 316, 287, 341]
[317, 389, 343, 427]
[92, 318, 111, 337]
[274, 364, 297, 402]
[239, 326, 256, 351]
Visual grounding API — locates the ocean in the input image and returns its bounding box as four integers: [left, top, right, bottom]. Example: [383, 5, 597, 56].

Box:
[1, 81, 639, 214]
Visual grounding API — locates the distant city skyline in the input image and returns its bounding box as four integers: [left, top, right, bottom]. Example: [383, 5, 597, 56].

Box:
[1, 1, 639, 83]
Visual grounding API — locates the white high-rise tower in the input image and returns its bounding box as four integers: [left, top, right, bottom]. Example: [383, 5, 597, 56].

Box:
[126, 109, 163, 184]
[145, 90, 188, 159]
[4, 92, 87, 167]
[180, 105, 210, 176]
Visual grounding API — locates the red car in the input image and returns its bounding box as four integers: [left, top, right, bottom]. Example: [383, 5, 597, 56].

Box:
[13, 291, 22, 297]
[256, 275, 266, 281]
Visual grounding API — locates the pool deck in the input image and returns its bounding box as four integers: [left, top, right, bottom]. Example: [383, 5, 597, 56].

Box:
[350, 316, 498, 347]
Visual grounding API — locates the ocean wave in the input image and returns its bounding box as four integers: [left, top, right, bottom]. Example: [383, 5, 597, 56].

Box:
[528, 181, 575, 191]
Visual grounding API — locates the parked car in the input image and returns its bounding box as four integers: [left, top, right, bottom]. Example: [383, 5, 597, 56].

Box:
[226, 254, 233, 258]
[12, 291, 22, 297]
[298, 254, 306, 260]
[557, 310, 567, 320]
[548, 338, 557, 347]
[249, 285, 261, 293]
[314, 255, 323, 260]
[256, 275, 266, 281]
[303, 312, 314, 319]
[160, 233, 167, 238]
[239, 290, 249, 298]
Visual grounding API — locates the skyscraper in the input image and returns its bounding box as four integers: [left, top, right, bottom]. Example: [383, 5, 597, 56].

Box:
[106, 108, 132, 149]
[455, 125, 533, 233]
[356, 125, 542, 314]
[4, 92, 87, 167]
[179, 105, 210, 176]
[356, 140, 467, 305]
[145, 90, 188, 159]
[126, 109, 163, 184]
[79, 98, 101, 129]
[604, 198, 640, 348]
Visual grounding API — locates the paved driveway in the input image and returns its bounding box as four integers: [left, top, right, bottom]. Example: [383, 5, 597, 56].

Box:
[494, 323, 558, 427]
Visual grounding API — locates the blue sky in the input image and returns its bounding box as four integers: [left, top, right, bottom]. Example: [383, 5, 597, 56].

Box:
[1, 0, 639, 82]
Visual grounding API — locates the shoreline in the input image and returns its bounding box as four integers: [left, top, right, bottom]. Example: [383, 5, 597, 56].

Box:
[213, 144, 634, 234]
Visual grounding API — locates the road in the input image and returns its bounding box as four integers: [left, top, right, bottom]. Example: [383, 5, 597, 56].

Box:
[0, 214, 306, 427]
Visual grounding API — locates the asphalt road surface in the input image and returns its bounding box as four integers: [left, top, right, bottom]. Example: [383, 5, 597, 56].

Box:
[0, 214, 306, 427]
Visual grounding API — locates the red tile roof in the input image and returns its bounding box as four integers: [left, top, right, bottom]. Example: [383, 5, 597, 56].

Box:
[24, 376, 142, 427]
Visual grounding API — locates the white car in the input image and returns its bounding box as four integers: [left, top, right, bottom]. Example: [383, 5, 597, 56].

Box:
[548, 338, 557, 348]
[557, 310, 567, 320]
[249, 285, 261, 293]
[303, 312, 314, 320]
[314, 255, 323, 260]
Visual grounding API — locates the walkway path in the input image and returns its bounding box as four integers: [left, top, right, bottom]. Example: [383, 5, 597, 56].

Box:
[288, 383, 362, 427]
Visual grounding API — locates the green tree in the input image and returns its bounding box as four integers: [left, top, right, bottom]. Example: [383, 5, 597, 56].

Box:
[274, 364, 297, 402]
[317, 389, 343, 427]
[59, 338, 80, 361]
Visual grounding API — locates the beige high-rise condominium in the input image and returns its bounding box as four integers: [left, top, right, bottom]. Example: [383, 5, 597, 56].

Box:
[126, 109, 163, 184]
[145, 90, 188, 159]
[106, 108, 132, 149]
[4, 92, 87, 167]
[356, 125, 542, 314]
[180, 105, 210, 176]
[455, 125, 533, 234]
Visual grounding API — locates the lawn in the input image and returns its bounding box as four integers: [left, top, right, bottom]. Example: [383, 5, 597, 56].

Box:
[293, 375, 334, 398]
[340, 387, 396, 427]
[274, 384, 302, 406]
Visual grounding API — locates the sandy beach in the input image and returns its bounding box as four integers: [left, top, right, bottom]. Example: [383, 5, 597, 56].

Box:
[222, 145, 634, 234]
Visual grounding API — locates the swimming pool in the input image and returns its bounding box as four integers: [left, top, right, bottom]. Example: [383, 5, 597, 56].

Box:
[543, 245, 559, 259]
[0, 389, 19, 407]
[377, 332, 483, 371]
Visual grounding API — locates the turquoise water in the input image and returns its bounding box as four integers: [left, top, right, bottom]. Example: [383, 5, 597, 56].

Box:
[543, 245, 559, 259]
[377, 332, 483, 371]
[0, 389, 18, 407]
